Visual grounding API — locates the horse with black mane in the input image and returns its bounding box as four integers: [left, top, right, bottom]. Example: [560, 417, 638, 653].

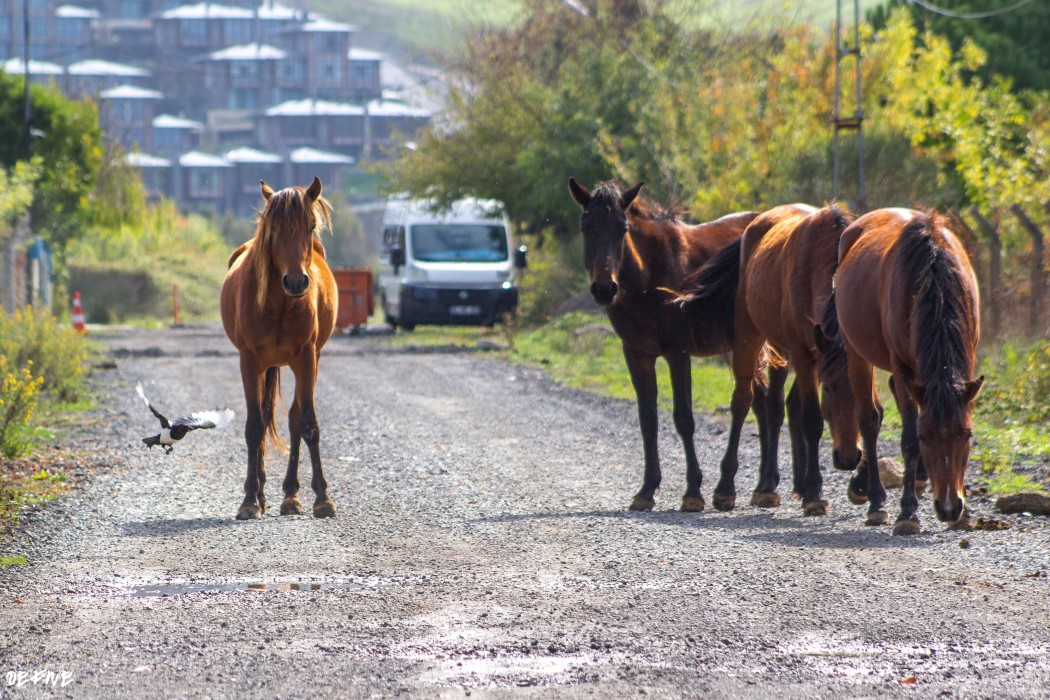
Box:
[822, 208, 982, 534]
[568, 178, 777, 512]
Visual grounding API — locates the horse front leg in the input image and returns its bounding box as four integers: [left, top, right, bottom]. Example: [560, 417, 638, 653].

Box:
[891, 372, 922, 535]
[280, 398, 304, 515]
[846, 350, 887, 526]
[237, 355, 266, 520]
[751, 363, 786, 508]
[624, 347, 660, 511]
[291, 352, 335, 518]
[665, 347, 703, 512]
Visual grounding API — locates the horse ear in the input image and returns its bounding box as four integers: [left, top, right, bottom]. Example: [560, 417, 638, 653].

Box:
[621, 181, 644, 208]
[965, 375, 985, 403]
[306, 176, 323, 202]
[568, 178, 591, 209]
[260, 181, 274, 200]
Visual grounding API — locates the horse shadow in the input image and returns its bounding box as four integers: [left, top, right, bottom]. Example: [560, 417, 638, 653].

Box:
[469, 506, 939, 550]
[122, 517, 239, 538]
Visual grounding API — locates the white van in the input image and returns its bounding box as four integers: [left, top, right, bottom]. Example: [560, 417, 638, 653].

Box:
[378, 197, 526, 331]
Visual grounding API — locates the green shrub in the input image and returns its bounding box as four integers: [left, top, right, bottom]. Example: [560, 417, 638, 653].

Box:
[0, 356, 44, 458]
[0, 307, 87, 402]
[516, 232, 587, 327]
[977, 341, 1050, 426]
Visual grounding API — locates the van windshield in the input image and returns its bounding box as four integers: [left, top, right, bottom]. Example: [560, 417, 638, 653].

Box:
[411, 224, 508, 263]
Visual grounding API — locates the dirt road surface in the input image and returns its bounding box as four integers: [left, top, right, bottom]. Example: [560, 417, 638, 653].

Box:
[1, 325, 1048, 698]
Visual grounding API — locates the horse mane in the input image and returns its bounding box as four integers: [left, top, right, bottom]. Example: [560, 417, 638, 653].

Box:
[812, 204, 853, 385]
[676, 237, 742, 350]
[901, 212, 974, 424]
[590, 181, 686, 222]
[251, 187, 332, 308]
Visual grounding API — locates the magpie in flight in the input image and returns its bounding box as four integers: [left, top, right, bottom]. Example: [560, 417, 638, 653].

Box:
[136, 382, 234, 453]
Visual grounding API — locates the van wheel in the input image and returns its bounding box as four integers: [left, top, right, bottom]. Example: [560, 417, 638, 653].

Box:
[401, 321, 415, 332]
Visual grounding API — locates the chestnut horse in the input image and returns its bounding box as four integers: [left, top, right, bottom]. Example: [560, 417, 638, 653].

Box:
[824, 208, 982, 534]
[568, 178, 775, 512]
[221, 177, 338, 520]
[679, 204, 861, 514]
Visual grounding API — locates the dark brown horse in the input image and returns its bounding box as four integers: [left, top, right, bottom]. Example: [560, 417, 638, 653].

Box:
[824, 208, 982, 534]
[568, 178, 770, 512]
[678, 204, 861, 514]
[221, 177, 338, 520]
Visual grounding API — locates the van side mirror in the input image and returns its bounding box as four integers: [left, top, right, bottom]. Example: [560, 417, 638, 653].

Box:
[514, 245, 528, 269]
[390, 245, 404, 272]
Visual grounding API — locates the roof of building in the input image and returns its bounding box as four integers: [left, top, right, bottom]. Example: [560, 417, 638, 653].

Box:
[179, 151, 232, 168]
[161, 1, 308, 20]
[153, 114, 205, 130]
[2, 58, 64, 75]
[264, 99, 364, 117]
[348, 48, 384, 62]
[56, 5, 101, 18]
[298, 18, 355, 33]
[225, 146, 283, 164]
[365, 100, 432, 118]
[209, 43, 287, 61]
[125, 153, 172, 168]
[67, 59, 149, 77]
[100, 84, 163, 100]
[289, 147, 354, 164]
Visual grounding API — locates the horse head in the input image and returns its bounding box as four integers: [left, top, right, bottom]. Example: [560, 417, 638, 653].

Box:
[259, 176, 327, 299]
[913, 376, 984, 523]
[568, 178, 643, 305]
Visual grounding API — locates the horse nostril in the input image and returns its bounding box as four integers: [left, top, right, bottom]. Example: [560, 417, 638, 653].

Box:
[590, 281, 617, 304]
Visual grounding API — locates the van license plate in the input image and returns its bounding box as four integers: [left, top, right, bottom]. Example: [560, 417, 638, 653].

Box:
[450, 305, 481, 316]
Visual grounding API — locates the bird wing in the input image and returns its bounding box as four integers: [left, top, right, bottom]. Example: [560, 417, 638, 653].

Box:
[136, 382, 170, 428]
[172, 408, 235, 431]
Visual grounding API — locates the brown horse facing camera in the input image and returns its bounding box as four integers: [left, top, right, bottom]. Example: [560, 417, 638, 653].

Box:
[680, 204, 862, 516]
[221, 177, 338, 520]
[823, 208, 982, 534]
[568, 178, 776, 513]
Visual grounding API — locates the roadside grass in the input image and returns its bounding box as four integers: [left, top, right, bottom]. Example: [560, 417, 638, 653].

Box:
[0, 464, 68, 539]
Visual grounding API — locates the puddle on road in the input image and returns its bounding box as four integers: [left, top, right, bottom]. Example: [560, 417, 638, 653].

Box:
[127, 581, 365, 597]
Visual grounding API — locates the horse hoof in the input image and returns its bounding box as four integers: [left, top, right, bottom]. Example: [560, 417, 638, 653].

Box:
[680, 496, 705, 513]
[628, 496, 655, 512]
[313, 500, 337, 518]
[790, 490, 803, 501]
[712, 492, 736, 512]
[803, 499, 828, 517]
[864, 509, 889, 526]
[280, 497, 303, 515]
[236, 504, 262, 520]
[915, 480, 928, 498]
[750, 491, 780, 509]
[846, 485, 869, 505]
[892, 517, 922, 536]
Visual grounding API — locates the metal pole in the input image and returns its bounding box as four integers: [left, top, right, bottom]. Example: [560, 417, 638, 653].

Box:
[832, 0, 842, 202]
[853, 0, 866, 211]
[22, 0, 31, 160]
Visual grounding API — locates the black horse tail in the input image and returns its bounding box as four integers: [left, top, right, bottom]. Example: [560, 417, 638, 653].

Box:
[817, 288, 847, 378]
[676, 237, 742, 350]
[262, 366, 288, 454]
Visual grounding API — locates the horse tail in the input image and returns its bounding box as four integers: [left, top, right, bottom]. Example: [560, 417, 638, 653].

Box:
[817, 288, 848, 380]
[675, 237, 742, 350]
[262, 366, 288, 454]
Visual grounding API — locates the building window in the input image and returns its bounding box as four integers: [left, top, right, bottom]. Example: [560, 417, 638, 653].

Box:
[224, 19, 252, 45]
[180, 19, 207, 45]
[189, 170, 222, 198]
[232, 61, 259, 79]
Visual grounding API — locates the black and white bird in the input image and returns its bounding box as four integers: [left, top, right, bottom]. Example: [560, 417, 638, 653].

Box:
[136, 382, 234, 453]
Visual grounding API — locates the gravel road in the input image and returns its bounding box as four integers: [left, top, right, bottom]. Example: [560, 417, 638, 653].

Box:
[1, 324, 1048, 699]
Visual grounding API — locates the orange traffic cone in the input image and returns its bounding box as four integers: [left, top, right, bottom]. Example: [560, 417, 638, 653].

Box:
[71, 291, 86, 334]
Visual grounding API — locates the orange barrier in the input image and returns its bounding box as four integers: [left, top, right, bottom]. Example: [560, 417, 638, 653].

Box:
[71, 291, 86, 333]
[332, 269, 374, 331]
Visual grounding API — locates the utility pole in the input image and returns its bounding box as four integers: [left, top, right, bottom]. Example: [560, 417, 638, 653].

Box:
[22, 0, 32, 160]
[832, 0, 865, 211]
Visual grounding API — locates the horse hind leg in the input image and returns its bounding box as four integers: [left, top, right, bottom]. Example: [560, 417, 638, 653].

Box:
[280, 400, 304, 515]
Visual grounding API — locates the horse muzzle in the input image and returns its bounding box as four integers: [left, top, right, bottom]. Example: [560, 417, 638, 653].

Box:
[933, 492, 965, 523]
[590, 280, 618, 305]
[282, 273, 310, 297]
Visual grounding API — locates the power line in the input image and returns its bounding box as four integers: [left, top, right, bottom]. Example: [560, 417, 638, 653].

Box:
[907, 0, 1035, 20]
